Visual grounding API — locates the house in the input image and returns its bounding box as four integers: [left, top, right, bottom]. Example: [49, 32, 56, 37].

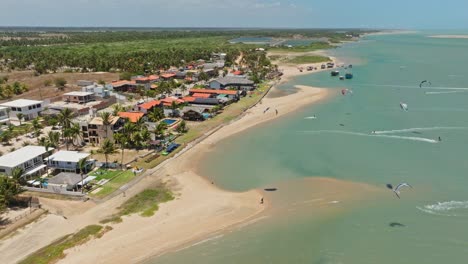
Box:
[189, 89, 239, 100]
[182, 106, 212, 121]
[80, 115, 122, 144]
[134, 75, 159, 84]
[82, 83, 110, 98]
[63, 91, 95, 104]
[134, 100, 162, 114]
[0, 99, 43, 120]
[209, 76, 254, 90]
[46, 172, 87, 192]
[0, 146, 53, 177]
[0, 106, 10, 125]
[160, 73, 176, 80]
[183, 96, 220, 106]
[46, 151, 94, 174]
[118, 112, 145, 123]
[109, 80, 139, 92]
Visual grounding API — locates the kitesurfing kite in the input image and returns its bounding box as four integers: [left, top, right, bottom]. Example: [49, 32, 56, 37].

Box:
[386, 183, 412, 199]
[419, 80, 432, 88]
[400, 102, 408, 111]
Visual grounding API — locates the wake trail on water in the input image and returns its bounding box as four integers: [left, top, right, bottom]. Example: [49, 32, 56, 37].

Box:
[374, 127, 468, 134]
[353, 83, 468, 91]
[417, 201, 468, 217]
[298, 130, 438, 143]
[425, 91, 467, 95]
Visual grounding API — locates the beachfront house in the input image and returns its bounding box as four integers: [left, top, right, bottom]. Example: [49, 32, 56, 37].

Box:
[209, 76, 255, 90]
[0, 99, 43, 121]
[0, 146, 53, 177]
[118, 112, 145, 123]
[80, 115, 123, 144]
[63, 91, 95, 104]
[46, 151, 94, 174]
[46, 172, 92, 193]
[0, 106, 10, 125]
[188, 89, 240, 101]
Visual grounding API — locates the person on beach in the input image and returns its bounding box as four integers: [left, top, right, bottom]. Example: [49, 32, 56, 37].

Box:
[260, 197, 264, 204]
[275, 109, 278, 115]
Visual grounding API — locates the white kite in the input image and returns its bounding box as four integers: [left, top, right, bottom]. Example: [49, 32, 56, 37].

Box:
[386, 183, 412, 199]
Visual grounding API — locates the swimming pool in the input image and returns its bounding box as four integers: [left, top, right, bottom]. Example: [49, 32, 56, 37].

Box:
[161, 119, 178, 126]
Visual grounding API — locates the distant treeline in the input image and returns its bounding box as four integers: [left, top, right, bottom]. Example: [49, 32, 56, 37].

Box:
[0, 29, 372, 74]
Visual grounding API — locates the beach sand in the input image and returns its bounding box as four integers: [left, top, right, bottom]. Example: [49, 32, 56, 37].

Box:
[429, 35, 468, 39]
[0, 63, 332, 264]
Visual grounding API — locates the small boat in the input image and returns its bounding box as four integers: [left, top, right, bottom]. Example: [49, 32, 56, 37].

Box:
[331, 70, 339, 77]
[349, 64, 353, 68]
[339, 76, 345, 80]
[307, 66, 314, 71]
[327, 62, 335, 68]
[345, 73, 353, 79]
[321, 64, 326, 69]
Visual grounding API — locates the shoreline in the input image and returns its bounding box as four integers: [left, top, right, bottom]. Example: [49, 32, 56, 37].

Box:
[428, 35, 468, 39]
[0, 57, 335, 264]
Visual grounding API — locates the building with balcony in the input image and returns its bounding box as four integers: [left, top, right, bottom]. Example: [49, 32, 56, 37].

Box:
[0, 146, 53, 177]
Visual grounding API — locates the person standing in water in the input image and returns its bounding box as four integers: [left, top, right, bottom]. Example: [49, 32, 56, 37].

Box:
[275, 109, 278, 115]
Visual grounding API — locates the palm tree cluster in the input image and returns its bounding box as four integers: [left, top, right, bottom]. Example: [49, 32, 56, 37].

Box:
[0, 81, 28, 99]
[0, 168, 24, 212]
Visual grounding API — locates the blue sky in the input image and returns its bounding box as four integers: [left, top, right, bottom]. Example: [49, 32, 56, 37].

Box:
[1, 0, 468, 29]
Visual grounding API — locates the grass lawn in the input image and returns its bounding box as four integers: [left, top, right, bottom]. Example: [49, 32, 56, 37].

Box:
[286, 55, 331, 64]
[100, 188, 174, 224]
[18, 225, 110, 264]
[89, 170, 137, 199]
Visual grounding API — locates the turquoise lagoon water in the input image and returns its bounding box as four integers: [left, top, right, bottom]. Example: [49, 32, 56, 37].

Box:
[148, 33, 468, 264]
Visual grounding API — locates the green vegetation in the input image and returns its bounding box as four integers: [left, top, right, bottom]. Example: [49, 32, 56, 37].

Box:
[0, 29, 371, 73]
[286, 55, 331, 64]
[100, 188, 174, 223]
[90, 170, 136, 199]
[18, 225, 106, 264]
[270, 42, 334, 52]
[0, 81, 29, 99]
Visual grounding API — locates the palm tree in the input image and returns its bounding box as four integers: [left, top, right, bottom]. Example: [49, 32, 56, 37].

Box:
[98, 139, 117, 168]
[77, 157, 89, 193]
[147, 107, 164, 123]
[154, 122, 167, 139]
[99, 112, 113, 139]
[170, 101, 179, 117]
[57, 108, 73, 148]
[114, 133, 128, 169]
[31, 117, 42, 137]
[42, 131, 60, 151]
[16, 113, 24, 126]
[11, 167, 25, 185]
[0, 176, 23, 209]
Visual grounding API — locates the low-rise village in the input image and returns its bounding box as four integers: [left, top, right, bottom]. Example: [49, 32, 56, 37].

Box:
[0, 52, 274, 198]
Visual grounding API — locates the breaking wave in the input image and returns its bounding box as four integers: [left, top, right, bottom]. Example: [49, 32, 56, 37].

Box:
[417, 201, 468, 216]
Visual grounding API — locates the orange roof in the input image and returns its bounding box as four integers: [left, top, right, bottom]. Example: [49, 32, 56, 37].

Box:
[192, 93, 211, 98]
[189, 89, 238, 95]
[150, 84, 158, 89]
[161, 73, 176, 78]
[182, 96, 196, 103]
[232, 70, 243, 75]
[112, 80, 136, 87]
[139, 100, 161, 110]
[118, 112, 144, 123]
[135, 75, 160, 82]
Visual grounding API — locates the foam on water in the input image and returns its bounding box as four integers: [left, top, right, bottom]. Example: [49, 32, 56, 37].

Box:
[298, 130, 438, 143]
[417, 201, 468, 216]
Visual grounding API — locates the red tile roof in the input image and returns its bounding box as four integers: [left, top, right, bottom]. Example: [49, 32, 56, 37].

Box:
[189, 89, 238, 95]
[118, 112, 144, 123]
[161, 73, 176, 79]
[111, 80, 136, 87]
[182, 96, 196, 103]
[192, 93, 211, 98]
[139, 100, 161, 110]
[232, 70, 243, 75]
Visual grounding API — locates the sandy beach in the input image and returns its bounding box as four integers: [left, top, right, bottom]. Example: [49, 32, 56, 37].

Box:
[0, 60, 332, 263]
[429, 35, 468, 39]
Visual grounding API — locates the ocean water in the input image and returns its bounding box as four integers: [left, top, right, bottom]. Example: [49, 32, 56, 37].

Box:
[147, 33, 468, 264]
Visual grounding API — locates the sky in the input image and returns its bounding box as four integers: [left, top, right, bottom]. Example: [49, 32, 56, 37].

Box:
[1, 0, 468, 29]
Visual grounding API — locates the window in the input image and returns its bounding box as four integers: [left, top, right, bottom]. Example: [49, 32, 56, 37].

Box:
[29, 106, 32, 110]
[0, 169, 5, 173]
[36, 104, 41, 108]
[67, 162, 72, 165]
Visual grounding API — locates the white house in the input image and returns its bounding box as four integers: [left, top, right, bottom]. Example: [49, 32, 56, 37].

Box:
[82, 83, 110, 98]
[46, 150, 94, 173]
[0, 146, 52, 177]
[63, 91, 95, 104]
[0, 99, 43, 121]
[0, 106, 10, 125]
